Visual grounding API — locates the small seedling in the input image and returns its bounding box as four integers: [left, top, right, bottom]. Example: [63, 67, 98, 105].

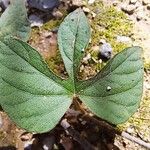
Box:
[0, 0, 144, 133]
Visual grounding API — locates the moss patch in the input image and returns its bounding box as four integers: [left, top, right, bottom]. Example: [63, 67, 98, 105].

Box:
[87, 1, 132, 53]
[29, 1, 133, 74]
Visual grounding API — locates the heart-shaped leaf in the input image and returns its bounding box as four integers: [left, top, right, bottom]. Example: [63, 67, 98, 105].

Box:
[0, 0, 31, 41]
[78, 47, 144, 124]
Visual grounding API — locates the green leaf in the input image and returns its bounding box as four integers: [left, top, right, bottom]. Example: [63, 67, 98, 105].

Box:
[78, 47, 144, 124]
[0, 37, 72, 133]
[58, 8, 91, 90]
[0, 0, 31, 41]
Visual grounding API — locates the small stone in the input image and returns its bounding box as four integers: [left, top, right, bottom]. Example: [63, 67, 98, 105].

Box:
[145, 82, 150, 90]
[127, 126, 135, 134]
[71, 0, 83, 7]
[52, 9, 63, 19]
[121, 4, 136, 15]
[130, 0, 137, 4]
[61, 119, 70, 129]
[88, 0, 95, 5]
[83, 53, 91, 64]
[117, 36, 132, 43]
[0, 0, 9, 9]
[91, 12, 96, 18]
[142, 0, 150, 5]
[27, 0, 60, 11]
[29, 14, 43, 27]
[99, 43, 113, 61]
[99, 39, 106, 44]
[147, 4, 150, 10]
[82, 7, 90, 13]
[113, 0, 119, 6]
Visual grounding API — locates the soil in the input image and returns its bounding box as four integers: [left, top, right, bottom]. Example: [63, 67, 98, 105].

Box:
[0, 0, 150, 150]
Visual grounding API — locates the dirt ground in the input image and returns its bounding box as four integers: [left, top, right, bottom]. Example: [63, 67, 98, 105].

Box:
[0, 0, 150, 150]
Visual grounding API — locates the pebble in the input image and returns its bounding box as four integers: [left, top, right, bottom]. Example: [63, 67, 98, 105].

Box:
[71, 0, 83, 7]
[83, 53, 91, 64]
[127, 126, 135, 134]
[29, 14, 43, 27]
[113, 0, 119, 6]
[99, 42, 113, 61]
[0, 0, 9, 9]
[52, 9, 63, 19]
[88, 0, 95, 5]
[99, 39, 106, 44]
[82, 7, 90, 13]
[117, 35, 132, 43]
[144, 82, 150, 90]
[27, 0, 59, 11]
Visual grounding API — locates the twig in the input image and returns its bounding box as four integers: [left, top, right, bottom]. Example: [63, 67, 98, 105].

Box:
[82, 114, 150, 149]
[121, 131, 150, 149]
[72, 98, 150, 149]
[61, 119, 95, 150]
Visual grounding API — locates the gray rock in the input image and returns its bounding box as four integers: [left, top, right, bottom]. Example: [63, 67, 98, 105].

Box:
[27, 0, 59, 11]
[0, 0, 9, 9]
[29, 14, 43, 27]
[99, 43, 113, 61]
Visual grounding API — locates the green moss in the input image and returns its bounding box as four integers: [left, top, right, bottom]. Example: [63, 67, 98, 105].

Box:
[42, 19, 62, 31]
[78, 1, 133, 72]
[118, 95, 150, 138]
[144, 62, 150, 70]
[30, 1, 133, 75]
[0, 131, 5, 140]
[87, 1, 132, 53]
[45, 50, 65, 76]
